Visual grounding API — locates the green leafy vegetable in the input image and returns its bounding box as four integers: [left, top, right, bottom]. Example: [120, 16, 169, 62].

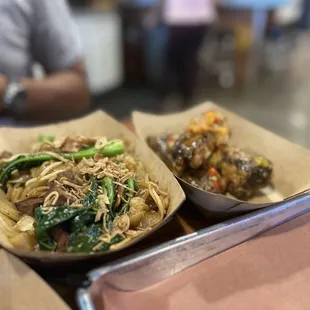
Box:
[119, 178, 137, 215]
[67, 224, 102, 253]
[39, 135, 55, 143]
[0, 140, 125, 191]
[98, 234, 124, 251]
[67, 224, 124, 253]
[82, 177, 99, 208]
[36, 229, 57, 251]
[35, 206, 83, 230]
[68, 140, 124, 161]
[102, 177, 115, 218]
[35, 206, 84, 251]
[0, 154, 57, 192]
[69, 177, 99, 233]
[97, 140, 125, 157]
[70, 210, 96, 233]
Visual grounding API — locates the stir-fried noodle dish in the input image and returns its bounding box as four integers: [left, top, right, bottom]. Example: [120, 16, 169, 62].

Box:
[0, 136, 169, 253]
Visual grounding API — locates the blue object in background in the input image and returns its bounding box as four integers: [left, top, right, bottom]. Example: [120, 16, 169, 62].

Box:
[135, 0, 289, 9]
[219, 0, 289, 9]
[133, 0, 158, 8]
[297, 0, 310, 29]
[144, 25, 168, 85]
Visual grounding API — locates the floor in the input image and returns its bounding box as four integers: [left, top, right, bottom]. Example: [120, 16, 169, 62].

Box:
[201, 32, 310, 149]
[94, 31, 310, 150]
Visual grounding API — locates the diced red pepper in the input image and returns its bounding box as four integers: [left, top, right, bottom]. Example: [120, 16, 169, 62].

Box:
[212, 181, 220, 190]
[208, 168, 218, 176]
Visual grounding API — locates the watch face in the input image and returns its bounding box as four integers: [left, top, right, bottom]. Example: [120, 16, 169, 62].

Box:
[4, 83, 27, 114]
[14, 88, 27, 113]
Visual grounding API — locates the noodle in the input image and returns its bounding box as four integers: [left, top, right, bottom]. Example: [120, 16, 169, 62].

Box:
[61, 180, 82, 189]
[43, 151, 68, 162]
[25, 169, 66, 187]
[113, 181, 137, 193]
[40, 161, 64, 176]
[109, 238, 132, 251]
[43, 191, 60, 206]
[19, 181, 47, 200]
[95, 137, 108, 150]
[10, 186, 23, 203]
[24, 186, 50, 198]
[0, 153, 29, 163]
[149, 186, 165, 220]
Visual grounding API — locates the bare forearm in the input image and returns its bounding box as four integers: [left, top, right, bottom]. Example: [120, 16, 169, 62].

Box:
[22, 71, 90, 121]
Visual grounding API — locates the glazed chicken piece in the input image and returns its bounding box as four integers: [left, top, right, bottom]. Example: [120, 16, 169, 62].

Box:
[172, 132, 216, 173]
[181, 167, 227, 194]
[148, 132, 217, 173]
[208, 146, 273, 200]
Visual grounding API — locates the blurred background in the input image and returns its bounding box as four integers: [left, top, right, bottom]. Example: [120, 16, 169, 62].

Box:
[70, 0, 309, 146]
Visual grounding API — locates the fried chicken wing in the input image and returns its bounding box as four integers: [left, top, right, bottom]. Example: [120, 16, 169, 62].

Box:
[208, 146, 273, 199]
[182, 167, 227, 194]
[172, 133, 216, 172]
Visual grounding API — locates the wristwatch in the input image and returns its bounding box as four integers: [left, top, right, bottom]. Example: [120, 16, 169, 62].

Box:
[3, 82, 27, 114]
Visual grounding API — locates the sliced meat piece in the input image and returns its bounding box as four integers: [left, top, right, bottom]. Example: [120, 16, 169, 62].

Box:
[0, 151, 13, 160]
[56, 170, 82, 186]
[15, 197, 44, 217]
[51, 226, 69, 252]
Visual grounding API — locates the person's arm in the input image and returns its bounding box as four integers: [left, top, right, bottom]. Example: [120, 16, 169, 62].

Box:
[21, 60, 89, 121]
[0, 0, 90, 122]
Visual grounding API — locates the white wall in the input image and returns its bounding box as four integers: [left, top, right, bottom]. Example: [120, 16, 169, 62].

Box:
[74, 12, 123, 94]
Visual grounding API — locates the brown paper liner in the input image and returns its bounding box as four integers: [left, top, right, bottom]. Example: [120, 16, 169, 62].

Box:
[133, 102, 310, 213]
[0, 111, 185, 264]
[0, 249, 70, 309]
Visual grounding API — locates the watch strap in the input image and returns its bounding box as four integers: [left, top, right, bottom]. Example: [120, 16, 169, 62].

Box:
[3, 82, 27, 114]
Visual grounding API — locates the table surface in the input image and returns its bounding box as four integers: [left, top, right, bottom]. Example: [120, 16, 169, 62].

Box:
[33, 119, 218, 309]
[36, 202, 215, 309]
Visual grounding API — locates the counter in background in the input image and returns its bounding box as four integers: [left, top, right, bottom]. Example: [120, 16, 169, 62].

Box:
[73, 10, 124, 94]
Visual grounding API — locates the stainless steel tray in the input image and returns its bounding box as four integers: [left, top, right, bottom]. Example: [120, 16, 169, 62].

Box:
[77, 190, 310, 310]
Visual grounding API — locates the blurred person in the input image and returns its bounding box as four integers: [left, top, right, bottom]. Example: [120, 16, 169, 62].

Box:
[297, 0, 310, 29]
[0, 0, 90, 125]
[162, 0, 217, 108]
[273, 0, 303, 32]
